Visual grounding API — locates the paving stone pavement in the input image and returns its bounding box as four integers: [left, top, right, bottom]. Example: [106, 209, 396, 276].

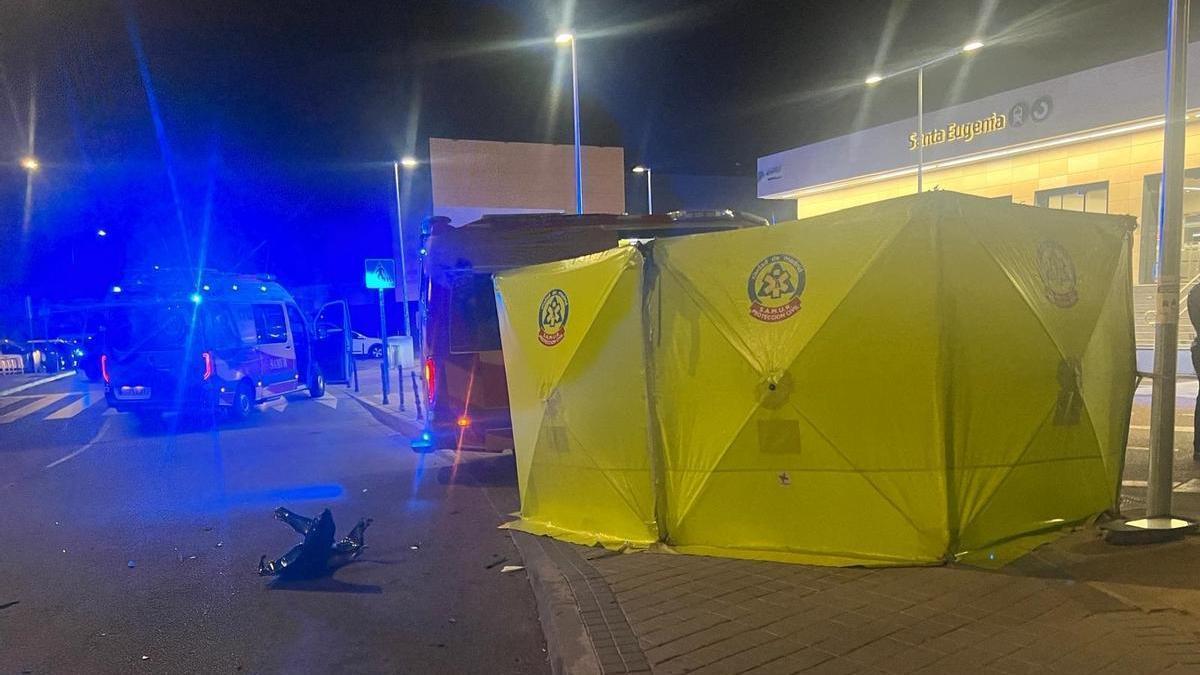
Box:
[536, 533, 1200, 674]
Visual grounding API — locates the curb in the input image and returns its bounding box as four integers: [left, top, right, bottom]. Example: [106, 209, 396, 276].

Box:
[344, 390, 423, 437]
[509, 532, 603, 675]
[0, 370, 77, 397]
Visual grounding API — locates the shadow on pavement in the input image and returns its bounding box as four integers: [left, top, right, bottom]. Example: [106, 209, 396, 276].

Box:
[266, 577, 382, 594]
[436, 452, 518, 488]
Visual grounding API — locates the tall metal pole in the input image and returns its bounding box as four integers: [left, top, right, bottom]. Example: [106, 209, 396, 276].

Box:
[916, 65, 925, 193]
[646, 167, 653, 215]
[378, 288, 390, 406]
[1148, 0, 1190, 518]
[392, 161, 412, 339]
[570, 38, 584, 214]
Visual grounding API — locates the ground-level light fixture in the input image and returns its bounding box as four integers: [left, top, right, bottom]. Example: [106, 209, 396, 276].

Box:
[19, 156, 39, 172]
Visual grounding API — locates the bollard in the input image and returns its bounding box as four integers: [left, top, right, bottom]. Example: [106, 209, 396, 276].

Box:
[410, 371, 424, 421]
[397, 364, 406, 411]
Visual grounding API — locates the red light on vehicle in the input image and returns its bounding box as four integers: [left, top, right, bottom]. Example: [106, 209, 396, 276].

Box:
[201, 351, 214, 380]
[100, 354, 111, 384]
[456, 415, 471, 428]
[424, 358, 436, 404]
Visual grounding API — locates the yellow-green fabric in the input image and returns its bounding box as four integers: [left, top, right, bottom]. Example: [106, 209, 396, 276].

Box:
[494, 246, 658, 546]
[497, 192, 1135, 566]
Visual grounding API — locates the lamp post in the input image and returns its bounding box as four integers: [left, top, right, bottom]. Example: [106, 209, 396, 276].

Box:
[866, 39, 983, 193]
[393, 156, 418, 341]
[632, 165, 653, 214]
[556, 32, 584, 214]
[1143, 0, 1194, 533]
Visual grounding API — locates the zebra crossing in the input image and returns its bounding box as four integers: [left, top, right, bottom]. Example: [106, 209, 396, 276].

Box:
[0, 389, 105, 424]
[0, 387, 344, 425]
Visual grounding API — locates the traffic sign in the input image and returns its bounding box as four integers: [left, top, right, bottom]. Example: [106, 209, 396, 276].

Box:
[364, 258, 397, 289]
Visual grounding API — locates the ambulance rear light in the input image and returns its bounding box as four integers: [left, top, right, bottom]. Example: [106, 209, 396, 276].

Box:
[201, 351, 214, 380]
[424, 358, 436, 405]
[100, 354, 110, 384]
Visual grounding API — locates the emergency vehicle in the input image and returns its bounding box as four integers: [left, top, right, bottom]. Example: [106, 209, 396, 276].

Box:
[413, 210, 768, 452]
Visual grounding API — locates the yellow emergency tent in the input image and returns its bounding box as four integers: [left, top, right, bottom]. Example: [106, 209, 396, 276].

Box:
[497, 192, 1136, 566]
[495, 246, 659, 546]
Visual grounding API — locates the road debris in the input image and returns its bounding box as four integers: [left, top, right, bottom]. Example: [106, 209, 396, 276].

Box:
[258, 507, 372, 579]
[499, 565, 524, 574]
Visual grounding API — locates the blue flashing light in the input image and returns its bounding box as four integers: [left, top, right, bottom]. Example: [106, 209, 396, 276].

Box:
[112, 285, 123, 294]
[73, 348, 84, 357]
[201, 284, 211, 291]
[153, 264, 160, 271]
[231, 284, 239, 291]
[419, 248, 427, 256]
[190, 292, 202, 304]
[259, 285, 268, 292]
[422, 432, 432, 441]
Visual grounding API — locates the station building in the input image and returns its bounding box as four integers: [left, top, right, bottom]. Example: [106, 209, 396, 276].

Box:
[757, 42, 1200, 294]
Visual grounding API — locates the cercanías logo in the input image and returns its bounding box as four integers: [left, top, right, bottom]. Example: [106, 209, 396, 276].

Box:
[748, 254, 806, 322]
[538, 289, 569, 346]
[1036, 241, 1078, 308]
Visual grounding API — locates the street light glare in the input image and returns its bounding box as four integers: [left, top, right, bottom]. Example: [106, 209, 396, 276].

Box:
[400, 156, 418, 169]
[96, 229, 108, 237]
[632, 165, 647, 174]
[962, 39, 984, 52]
[19, 156, 39, 171]
[555, 32, 574, 45]
[864, 73, 883, 85]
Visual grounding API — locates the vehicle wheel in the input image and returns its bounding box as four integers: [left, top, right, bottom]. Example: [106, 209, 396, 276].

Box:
[230, 382, 254, 421]
[308, 365, 325, 398]
[368, 344, 383, 359]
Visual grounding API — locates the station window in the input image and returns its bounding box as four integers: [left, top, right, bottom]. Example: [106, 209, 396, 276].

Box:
[1140, 170, 1200, 283]
[1036, 182, 1108, 214]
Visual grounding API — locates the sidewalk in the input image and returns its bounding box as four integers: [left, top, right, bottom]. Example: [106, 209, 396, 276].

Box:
[515, 528, 1200, 674]
[338, 360, 424, 436]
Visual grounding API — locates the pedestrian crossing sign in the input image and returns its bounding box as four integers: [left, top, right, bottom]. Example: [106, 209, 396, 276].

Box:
[364, 259, 397, 289]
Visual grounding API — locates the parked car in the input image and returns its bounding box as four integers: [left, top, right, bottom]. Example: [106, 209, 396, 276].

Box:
[0, 339, 34, 373]
[27, 339, 76, 373]
[351, 331, 384, 358]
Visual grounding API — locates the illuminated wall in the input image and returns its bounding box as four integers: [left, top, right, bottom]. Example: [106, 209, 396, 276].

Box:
[429, 137, 626, 222]
[791, 122, 1200, 288]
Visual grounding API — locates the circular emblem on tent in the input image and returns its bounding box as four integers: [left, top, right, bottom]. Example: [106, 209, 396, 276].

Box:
[748, 254, 806, 322]
[538, 289, 570, 346]
[1036, 241, 1078, 308]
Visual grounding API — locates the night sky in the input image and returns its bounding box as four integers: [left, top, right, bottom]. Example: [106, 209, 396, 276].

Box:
[0, 0, 1185, 315]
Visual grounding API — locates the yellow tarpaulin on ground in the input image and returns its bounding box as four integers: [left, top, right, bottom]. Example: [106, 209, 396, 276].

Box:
[497, 192, 1136, 566]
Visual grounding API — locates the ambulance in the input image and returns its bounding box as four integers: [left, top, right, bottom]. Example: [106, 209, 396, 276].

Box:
[101, 269, 336, 422]
[413, 210, 767, 452]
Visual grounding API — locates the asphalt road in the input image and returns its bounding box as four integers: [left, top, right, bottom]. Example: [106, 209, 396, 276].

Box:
[0, 373, 549, 674]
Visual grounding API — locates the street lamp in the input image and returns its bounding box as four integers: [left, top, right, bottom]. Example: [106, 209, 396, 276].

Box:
[19, 156, 38, 172]
[556, 31, 584, 214]
[393, 158, 417, 343]
[632, 165, 653, 214]
[865, 38, 985, 193]
[96, 229, 108, 238]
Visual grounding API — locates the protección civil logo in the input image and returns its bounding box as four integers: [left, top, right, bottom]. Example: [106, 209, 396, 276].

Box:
[538, 289, 570, 345]
[748, 254, 806, 322]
